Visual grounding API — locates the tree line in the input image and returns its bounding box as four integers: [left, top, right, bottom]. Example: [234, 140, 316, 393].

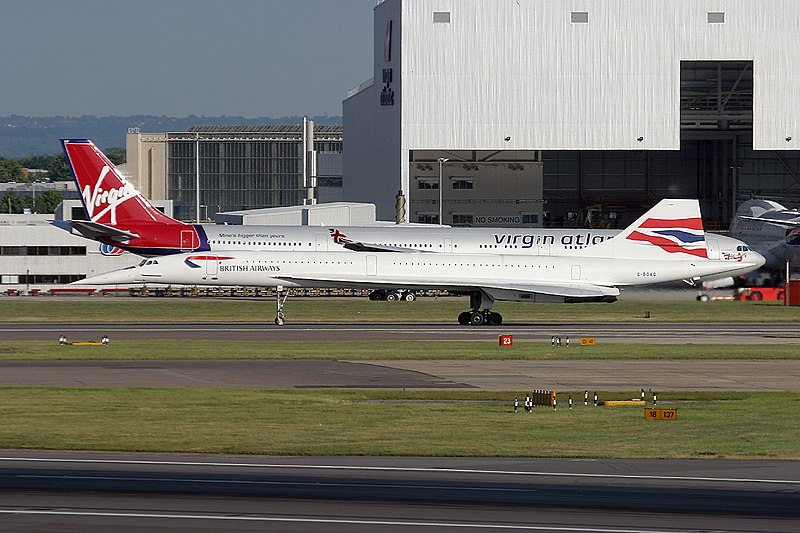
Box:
[0, 147, 125, 214]
[0, 147, 125, 183]
[1, 189, 65, 214]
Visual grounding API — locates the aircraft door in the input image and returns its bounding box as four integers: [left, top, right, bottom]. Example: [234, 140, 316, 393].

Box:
[444, 238, 453, 253]
[706, 239, 720, 260]
[366, 255, 377, 276]
[315, 233, 328, 251]
[181, 230, 196, 251]
[538, 243, 551, 256]
[205, 257, 218, 277]
[571, 265, 581, 280]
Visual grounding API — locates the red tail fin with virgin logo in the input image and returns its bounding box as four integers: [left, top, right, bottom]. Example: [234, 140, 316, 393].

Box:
[61, 139, 183, 229]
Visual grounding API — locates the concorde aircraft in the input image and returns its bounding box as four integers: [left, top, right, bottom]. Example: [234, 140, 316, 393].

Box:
[58, 139, 759, 297]
[75, 199, 765, 326]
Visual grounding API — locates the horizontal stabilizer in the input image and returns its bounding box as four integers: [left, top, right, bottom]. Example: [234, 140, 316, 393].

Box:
[340, 239, 428, 253]
[738, 215, 800, 228]
[53, 220, 139, 243]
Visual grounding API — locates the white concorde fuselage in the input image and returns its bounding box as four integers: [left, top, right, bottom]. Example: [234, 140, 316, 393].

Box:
[80, 248, 763, 303]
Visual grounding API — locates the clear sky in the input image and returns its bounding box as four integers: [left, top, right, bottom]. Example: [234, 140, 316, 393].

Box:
[1, 0, 376, 118]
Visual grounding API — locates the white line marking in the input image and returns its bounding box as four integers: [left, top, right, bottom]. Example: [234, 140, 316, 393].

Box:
[1, 457, 797, 485]
[0, 509, 690, 532]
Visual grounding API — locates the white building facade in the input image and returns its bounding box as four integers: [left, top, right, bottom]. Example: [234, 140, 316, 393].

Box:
[343, 0, 800, 226]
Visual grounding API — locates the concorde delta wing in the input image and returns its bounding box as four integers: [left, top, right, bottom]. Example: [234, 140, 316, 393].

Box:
[275, 272, 619, 303]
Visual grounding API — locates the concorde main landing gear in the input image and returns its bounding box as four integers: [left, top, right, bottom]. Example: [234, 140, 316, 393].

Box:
[275, 285, 288, 326]
[457, 290, 503, 326]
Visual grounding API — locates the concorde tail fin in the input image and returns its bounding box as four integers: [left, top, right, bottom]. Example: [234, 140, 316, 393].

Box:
[582, 199, 709, 260]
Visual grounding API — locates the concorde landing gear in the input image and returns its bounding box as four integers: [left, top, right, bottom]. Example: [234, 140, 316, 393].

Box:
[275, 285, 288, 326]
[457, 290, 503, 326]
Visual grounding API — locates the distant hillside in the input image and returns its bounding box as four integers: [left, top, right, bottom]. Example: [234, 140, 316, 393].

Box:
[0, 114, 342, 158]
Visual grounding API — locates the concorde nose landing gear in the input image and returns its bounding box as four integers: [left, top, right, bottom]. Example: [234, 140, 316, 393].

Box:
[457, 290, 502, 326]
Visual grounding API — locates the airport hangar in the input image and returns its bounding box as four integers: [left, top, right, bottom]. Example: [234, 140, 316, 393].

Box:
[343, 0, 800, 228]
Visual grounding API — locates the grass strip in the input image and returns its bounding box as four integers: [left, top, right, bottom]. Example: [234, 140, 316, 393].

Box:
[1, 340, 799, 360]
[1, 386, 797, 459]
[3, 298, 800, 323]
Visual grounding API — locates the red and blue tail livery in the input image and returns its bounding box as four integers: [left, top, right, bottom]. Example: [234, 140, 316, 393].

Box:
[60, 139, 210, 257]
[627, 217, 708, 258]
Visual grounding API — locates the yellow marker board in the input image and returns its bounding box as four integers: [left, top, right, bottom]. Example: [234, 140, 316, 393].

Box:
[645, 408, 678, 420]
[580, 337, 596, 346]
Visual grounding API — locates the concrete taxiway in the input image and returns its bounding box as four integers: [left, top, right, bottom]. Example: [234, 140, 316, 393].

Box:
[2, 358, 800, 391]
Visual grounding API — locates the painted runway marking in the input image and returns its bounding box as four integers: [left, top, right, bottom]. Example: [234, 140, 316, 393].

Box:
[2, 457, 798, 485]
[0, 509, 694, 532]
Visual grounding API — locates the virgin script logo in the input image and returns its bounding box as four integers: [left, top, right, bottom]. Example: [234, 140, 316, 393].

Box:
[82, 165, 137, 225]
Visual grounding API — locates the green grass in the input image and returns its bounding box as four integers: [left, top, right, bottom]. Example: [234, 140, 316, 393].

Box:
[3, 297, 798, 459]
[2, 339, 799, 360]
[1, 386, 797, 459]
[3, 297, 800, 323]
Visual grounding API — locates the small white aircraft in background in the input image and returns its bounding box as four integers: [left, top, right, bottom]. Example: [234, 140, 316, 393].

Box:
[76, 199, 765, 325]
[730, 199, 800, 283]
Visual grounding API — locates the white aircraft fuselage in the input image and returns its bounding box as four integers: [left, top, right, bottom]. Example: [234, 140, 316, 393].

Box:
[81, 246, 762, 298]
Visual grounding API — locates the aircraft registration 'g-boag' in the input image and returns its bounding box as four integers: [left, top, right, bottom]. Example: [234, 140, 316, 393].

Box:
[76, 195, 765, 325]
[730, 199, 800, 283]
[59, 139, 760, 296]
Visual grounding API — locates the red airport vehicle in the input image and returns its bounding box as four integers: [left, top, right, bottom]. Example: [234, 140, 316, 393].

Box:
[735, 286, 785, 302]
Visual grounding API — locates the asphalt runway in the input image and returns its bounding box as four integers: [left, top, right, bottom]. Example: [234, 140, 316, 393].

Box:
[1, 451, 798, 532]
[3, 319, 800, 343]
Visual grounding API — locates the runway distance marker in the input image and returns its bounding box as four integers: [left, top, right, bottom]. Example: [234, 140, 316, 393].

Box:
[498, 335, 513, 346]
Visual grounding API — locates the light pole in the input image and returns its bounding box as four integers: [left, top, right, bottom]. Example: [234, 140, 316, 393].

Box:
[195, 133, 201, 224]
[437, 157, 449, 225]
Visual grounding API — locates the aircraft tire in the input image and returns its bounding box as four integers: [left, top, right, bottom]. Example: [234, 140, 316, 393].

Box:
[458, 312, 470, 325]
[488, 312, 503, 326]
[402, 292, 416, 302]
[469, 311, 485, 326]
[386, 292, 399, 302]
[275, 317, 284, 326]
